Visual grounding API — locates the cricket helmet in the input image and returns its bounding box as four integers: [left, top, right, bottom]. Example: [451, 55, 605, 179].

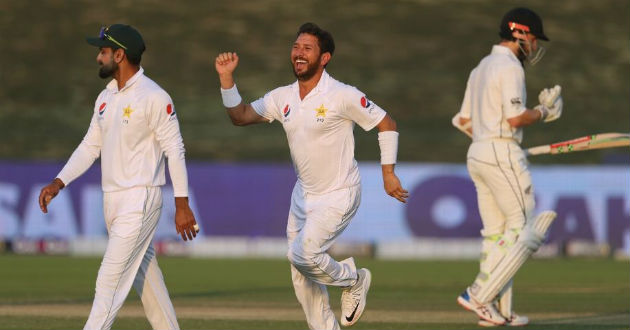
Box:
[499, 7, 549, 41]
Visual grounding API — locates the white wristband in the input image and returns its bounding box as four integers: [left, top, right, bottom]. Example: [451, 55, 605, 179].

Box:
[378, 131, 399, 165]
[220, 84, 242, 108]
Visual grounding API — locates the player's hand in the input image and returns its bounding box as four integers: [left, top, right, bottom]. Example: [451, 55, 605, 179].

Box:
[538, 85, 561, 108]
[382, 170, 409, 203]
[536, 85, 562, 123]
[174, 197, 198, 241]
[451, 113, 472, 138]
[38, 178, 65, 213]
[215, 52, 239, 76]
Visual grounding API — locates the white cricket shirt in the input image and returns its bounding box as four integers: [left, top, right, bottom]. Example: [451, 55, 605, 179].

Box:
[251, 71, 386, 195]
[459, 45, 527, 144]
[57, 68, 189, 196]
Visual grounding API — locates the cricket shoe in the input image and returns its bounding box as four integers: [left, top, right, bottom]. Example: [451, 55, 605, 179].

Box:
[340, 268, 371, 327]
[478, 313, 529, 327]
[457, 288, 506, 326]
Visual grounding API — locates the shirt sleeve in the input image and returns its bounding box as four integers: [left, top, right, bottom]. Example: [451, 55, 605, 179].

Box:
[340, 86, 386, 131]
[146, 91, 189, 197]
[57, 106, 102, 186]
[500, 64, 527, 119]
[250, 88, 283, 123]
[459, 71, 474, 119]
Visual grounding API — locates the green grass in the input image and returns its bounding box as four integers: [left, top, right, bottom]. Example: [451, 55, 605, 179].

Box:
[0, 255, 627, 329]
[0, 0, 628, 163]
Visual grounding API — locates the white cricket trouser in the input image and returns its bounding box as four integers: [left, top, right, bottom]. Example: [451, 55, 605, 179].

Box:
[84, 186, 179, 330]
[467, 139, 535, 237]
[467, 139, 534, 307]
[287, 183, 361, 330]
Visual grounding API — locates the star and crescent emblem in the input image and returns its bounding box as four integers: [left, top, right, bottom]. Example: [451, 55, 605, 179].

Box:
[122, 105, 134, 118]
[315, 104, 328, 118]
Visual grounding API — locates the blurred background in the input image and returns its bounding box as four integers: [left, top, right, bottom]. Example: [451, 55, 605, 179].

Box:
[0, 0, 629, 255]
[0, 1, 628, 329]
[0, 0, 628, 256]
[1, 0, 628, 162]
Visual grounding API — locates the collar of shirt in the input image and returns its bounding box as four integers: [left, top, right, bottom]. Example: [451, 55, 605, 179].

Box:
[290, 69, 331, 98]
[491, 45, 520, 63]
[105, 67, 145, 94]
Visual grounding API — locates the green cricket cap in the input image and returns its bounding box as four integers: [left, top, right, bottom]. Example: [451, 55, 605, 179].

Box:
[86, 24, 146, 58]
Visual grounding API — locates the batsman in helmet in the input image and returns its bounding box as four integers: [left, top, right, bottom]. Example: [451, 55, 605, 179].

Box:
[452, 7, 563, 327]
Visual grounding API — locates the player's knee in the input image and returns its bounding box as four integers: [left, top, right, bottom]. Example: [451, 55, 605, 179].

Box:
[287, 242, 318, 269]
[287, 244, 306, 267]
[288, 252, 316, 270]
[287, 247, 299, 265]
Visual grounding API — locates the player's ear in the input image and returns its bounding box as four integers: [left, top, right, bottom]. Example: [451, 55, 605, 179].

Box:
[113, 48, 126, 63]
[320, 52, 331, 67]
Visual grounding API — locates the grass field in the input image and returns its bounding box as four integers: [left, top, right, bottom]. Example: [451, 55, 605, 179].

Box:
[0, 255, 627, 329]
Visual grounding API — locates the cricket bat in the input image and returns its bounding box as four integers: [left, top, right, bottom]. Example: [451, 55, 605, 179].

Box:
[525, 132, 630, 156]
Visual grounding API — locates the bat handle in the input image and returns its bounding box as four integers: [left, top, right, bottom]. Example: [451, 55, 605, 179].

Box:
[525, 145, 551, 156]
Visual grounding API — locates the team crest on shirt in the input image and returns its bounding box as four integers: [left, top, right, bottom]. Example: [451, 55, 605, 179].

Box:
[98, 102, 107, 116]
[122, 105, 133, 124]
[360, 96, 374, 113]
[166, 104, 176, 120]
[510, 97, 522, 105]
[314, 104, 327, 122]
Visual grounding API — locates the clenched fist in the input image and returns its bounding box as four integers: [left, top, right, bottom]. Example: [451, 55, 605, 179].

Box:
[215, 52, 239, 76]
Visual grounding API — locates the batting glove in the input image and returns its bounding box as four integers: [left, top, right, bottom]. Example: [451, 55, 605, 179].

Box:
[536, 85, 562, 123]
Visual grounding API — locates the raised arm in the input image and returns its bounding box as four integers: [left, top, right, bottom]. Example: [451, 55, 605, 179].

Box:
[215, 52, 268, 126]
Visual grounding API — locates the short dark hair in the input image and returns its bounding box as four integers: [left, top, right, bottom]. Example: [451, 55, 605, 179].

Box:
[297, 22, 335, 56]
[111, 47, 142, 66]
[126, 52, 142, 66]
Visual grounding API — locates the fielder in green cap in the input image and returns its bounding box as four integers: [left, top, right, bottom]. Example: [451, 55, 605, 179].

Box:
[39, 24, 197, 330]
